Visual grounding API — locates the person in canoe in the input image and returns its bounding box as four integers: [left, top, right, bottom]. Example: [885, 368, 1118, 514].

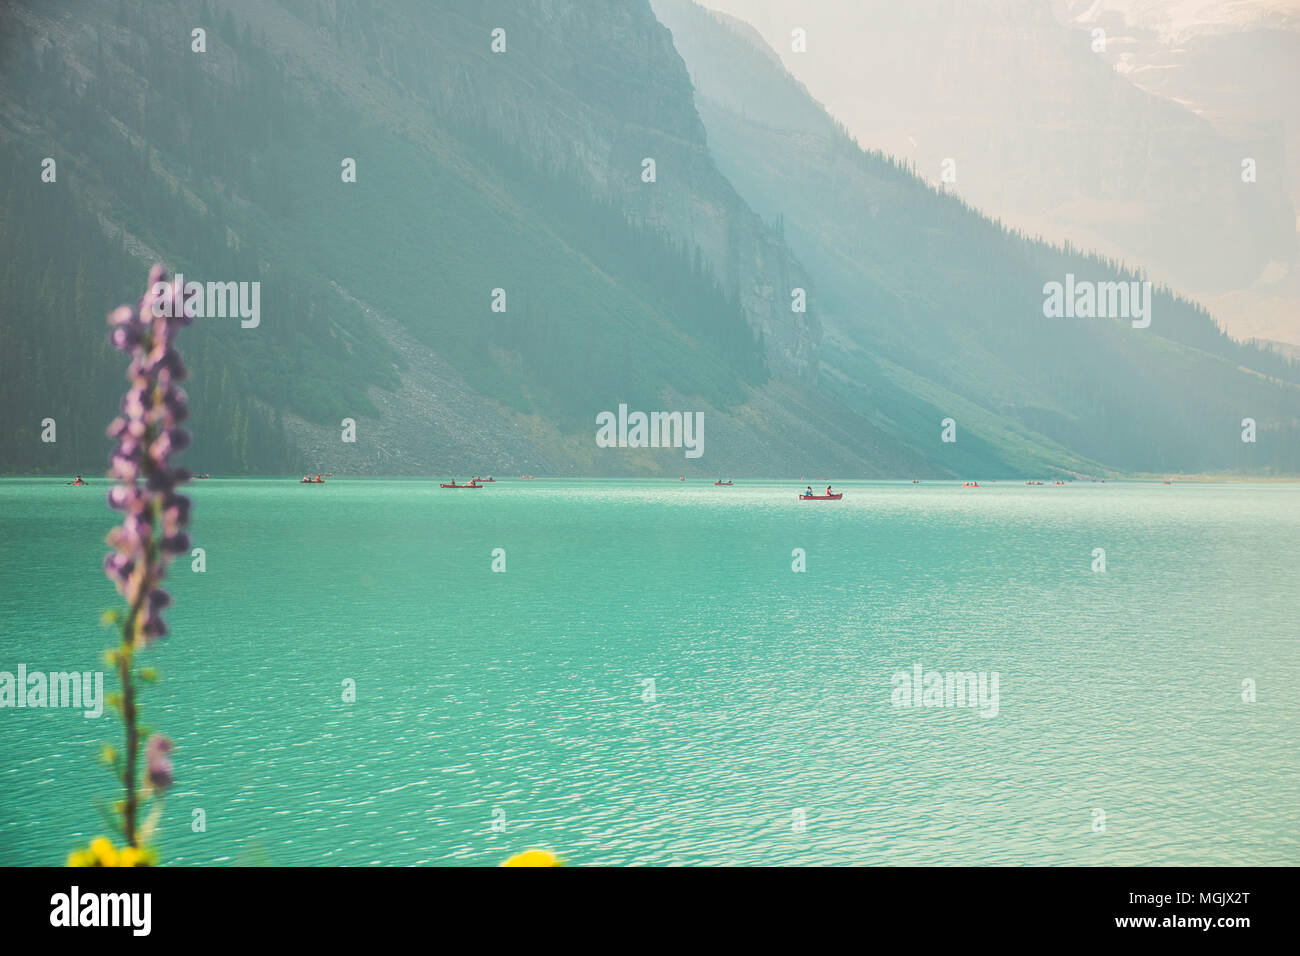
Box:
[805, 485, 813, 497]
[69, 475, 85, 486]
[825, 484, 834, 496]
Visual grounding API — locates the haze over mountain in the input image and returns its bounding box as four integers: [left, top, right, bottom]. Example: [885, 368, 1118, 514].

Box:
[699, 0, 1300, 349]
[1064, 0, 1300, 346]
[652, 0, 1300, 475]
[1067, 0, 1300, 40]
[1, 0, 1297, 477]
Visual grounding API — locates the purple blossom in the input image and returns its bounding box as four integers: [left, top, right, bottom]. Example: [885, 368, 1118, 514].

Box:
[104, 266, 193, 648]
[145, 734, 174, 791]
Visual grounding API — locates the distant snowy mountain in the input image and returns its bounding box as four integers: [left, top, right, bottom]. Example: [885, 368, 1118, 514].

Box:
[1063, 0, 1300, 42]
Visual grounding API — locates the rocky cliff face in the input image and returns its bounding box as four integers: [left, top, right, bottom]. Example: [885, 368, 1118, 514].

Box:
[313, 0, 822, 380]
[0, 0, 865, 476]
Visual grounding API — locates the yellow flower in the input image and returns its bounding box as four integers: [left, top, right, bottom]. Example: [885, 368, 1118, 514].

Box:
[67, 838, 156, 867]
[501, 849, 563, 867]
[90, 837, 119, 867]
[126, 845, 156, 867]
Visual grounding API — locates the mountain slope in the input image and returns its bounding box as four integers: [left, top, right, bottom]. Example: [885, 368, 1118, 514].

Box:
[653, 0, 1300, 474]
[1, 0, 1296, 477]
[0, 0, 927, 476]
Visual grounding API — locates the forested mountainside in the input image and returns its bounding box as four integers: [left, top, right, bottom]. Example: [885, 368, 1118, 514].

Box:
[0, 0, 828, 476]
[0, 0, 1296, 476]
[0, 139, 295, 473]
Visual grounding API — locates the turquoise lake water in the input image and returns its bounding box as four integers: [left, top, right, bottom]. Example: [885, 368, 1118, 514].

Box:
[0, 477, 1297, 866]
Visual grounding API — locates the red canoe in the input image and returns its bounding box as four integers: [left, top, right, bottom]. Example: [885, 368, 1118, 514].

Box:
[799, 493, 842, 500]
[715, 481, 734, 486]
[440, 482, 482, 489]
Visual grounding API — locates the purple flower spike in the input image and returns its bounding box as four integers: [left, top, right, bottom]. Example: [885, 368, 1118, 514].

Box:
[104, 266, 193, 648]
[145, 734, 174, 791]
